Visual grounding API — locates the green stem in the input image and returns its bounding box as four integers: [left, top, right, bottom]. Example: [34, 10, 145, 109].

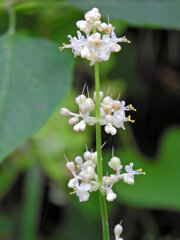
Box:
[95, 62, 109, 240]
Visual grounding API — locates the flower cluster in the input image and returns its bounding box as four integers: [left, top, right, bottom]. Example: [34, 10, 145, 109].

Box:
[59, 8, 130, 65]
[66, 149, 145, 202]
[60, 90, 136, 135]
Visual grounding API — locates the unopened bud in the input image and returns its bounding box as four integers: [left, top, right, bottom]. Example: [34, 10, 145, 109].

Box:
[68, 117, 79, 125]
[60, 108, 70, 116]
[103, 96, 113, 106]
[91, 152, 97, 163]
[75, 156, 83, 165]
[110, 125, 117, 136]
[109, 157, 121, 170]
[66, 161, 75, 171]
[114, 223, 123, 237]
[84, 151, 92, 161]
[75, 94, 86, 105]
[85, 98, 95, 112]
[105, 125, 110, 134]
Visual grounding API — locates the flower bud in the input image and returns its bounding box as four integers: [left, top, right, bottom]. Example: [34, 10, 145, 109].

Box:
[103, 96, 113, 106]
[73, 122, 80, 132]
[68, 117, 79, 125]
[79, 121, 86, 131]
[87, 166, 95, 178]
[60, 108, 70, 116]
[109, 157, 121, 170]
[110, 125, 117, 136]
[106, 189, 117, 202]
[114, 223, 123, 238]
[84, 151, 92, 161]
[75, 156, 83, 165]
[85, 98, 95, 112]
[91, 152, 97, 163]
[105, 125, 110, 134]
[66, 161, 75, 171]
[75, 94, 86, 105]
[101, 22, 107, 30]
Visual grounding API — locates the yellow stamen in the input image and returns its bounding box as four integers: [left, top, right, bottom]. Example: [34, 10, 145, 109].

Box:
[59, 43, 66, 51]
[70, 187, 77, 195]
[123, 36, 131, 44]
[128, 115, 135, 123]
[130, 104, 137, 111]
[139, 168, 146, 175]
[76, 164, 80, 168]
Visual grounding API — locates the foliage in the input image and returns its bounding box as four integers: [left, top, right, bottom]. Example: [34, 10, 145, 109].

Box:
[0, 0, 180, 240]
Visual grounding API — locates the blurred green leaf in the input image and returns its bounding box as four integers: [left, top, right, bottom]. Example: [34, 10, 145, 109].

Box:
[104, 127, 180, 211]
[20, 165, 43, 240]
[32, 90, 93, 183]
[0, 34, 74, 164]
[68, 0, 180, 30]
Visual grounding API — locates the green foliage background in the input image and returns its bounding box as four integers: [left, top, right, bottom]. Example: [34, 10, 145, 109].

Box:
[0, 0, 180, 239]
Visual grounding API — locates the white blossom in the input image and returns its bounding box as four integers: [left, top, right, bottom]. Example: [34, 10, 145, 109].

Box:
[66, 149, 145, 202]
[122, 162, 145, 185]
[114, 222, 123, 240]
[59, 8, 130, 65]
[60, 90, 136, 136]
[106, 189, 117, 202]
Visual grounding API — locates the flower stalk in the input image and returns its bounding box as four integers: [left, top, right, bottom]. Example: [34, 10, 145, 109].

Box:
[60, 7, 145, 240]
[95, 62, 109, 240]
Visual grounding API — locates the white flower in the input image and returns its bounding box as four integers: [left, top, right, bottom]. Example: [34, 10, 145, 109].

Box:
[59, 8, 130, 65]
[106, 189, 117, 202]
[60, 91, 136, 136]
[114, 222, 123, 240]
[66, 149, 145, 203]
[108, 157, 122, 171]
[75, 182, 92, 202]
[123, 163, 145, 185]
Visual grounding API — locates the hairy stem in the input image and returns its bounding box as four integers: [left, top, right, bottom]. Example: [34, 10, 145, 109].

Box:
[95, 62, 109, 240]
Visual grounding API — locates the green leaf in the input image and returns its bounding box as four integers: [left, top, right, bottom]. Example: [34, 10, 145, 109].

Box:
[0, 34, 74, 163]
[68, 0, 180, 30]
[104, 127, 180, 211]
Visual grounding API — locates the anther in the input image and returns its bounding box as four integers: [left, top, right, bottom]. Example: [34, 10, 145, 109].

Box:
[59, 43, 66, 51]
[123, 36, 131, 44]
[139, 168, 146, 175]
[130, 104, 136, 111]
[128, 115, 135, 123]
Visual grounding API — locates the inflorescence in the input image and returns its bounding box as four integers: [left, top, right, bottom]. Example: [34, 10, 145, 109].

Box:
[59, 8, 130, 65]
[65, 148, 145, 203]
[61, 90, 136, 136]
[60, 7, 145, 240]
